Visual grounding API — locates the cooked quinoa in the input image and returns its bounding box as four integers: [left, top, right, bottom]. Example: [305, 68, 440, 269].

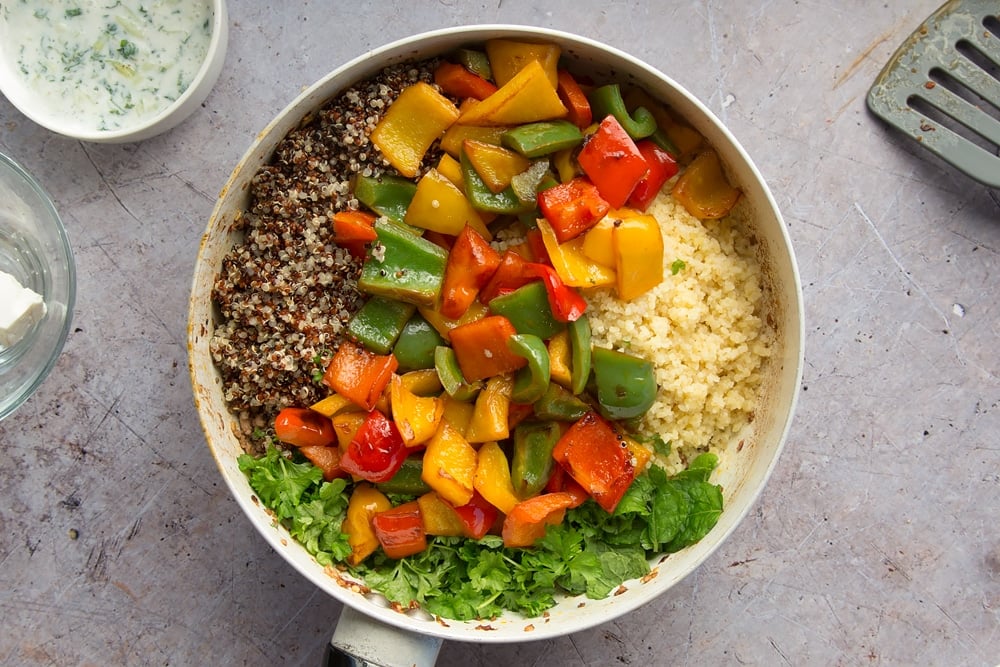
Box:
[584, 196, 773, 472]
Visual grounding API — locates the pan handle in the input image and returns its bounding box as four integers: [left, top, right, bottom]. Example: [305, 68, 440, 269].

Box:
[324, 604, 443, 667]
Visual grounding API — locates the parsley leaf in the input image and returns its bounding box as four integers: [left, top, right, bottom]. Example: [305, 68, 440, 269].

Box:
[238, 445, 322, 520]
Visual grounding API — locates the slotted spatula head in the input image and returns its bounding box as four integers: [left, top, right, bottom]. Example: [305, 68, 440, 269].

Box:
[867, 0, 1000, 188]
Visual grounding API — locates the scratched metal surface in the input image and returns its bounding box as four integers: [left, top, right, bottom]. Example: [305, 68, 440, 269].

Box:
[1, 1, 998, 665]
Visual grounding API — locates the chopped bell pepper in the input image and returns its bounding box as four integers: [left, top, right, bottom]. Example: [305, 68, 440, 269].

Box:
[552, 411, 635, 513]
[672, 149, 742, 219]
[310, 392, 355, 418]
[347, 296, 416, 355]
[455, 48, 492, 80]
[485, 39, 560, 87]
[435, 153, 465, 187]
[298, 444, 346, 482]
[373, 500, 427, 559]
[370, 81, 460, 178]
[591, 347, 657, 420]
[508, 334, 551, 404]
[623, 87, 704, 161]
[556, 69, 593, 129]
[460, 148, 535, 215]
[511, 420, 561, 499]
[344, 483, 393, 565]
[440, 225, 502, 320]
[535, 217, 616, 289]
[440, 394, 476, 437]
[501, 120, 583, 158]
[417, 491, 467, 537]
[340, 409, 409, 483]
[332, 411, 367, 450]
[488, 281, 564, 340]
[547, 330, 573, 389]
[404, 168, 492, 238]
[532, 382, 589, 421]
[507, 401, 535, 431]
[452, 491, 500, 539]
[529, 263, 588, 323]
[353, 174, 416, 225]
[473, 441, 520, 514]
[542, 464, 591, 507]
[359, 219, 448, 307]
[449, 315, 527, 383]
[580, 217, 616, 268]
[440, 124, 507, 158]
[509, 160, 553, 206]
[323, 340, 398, 412]
[568, 314, 592, 396]
[418, 298, 489, 342]
[462, 139, 531, 193]
[332, 210, 378, 259]
[457, 59, 567, 127]
[588, 84, 657, 139]
[421, 420, 478, 506]
[393, 313, 445, 373]
[613, 210, 664, 300]
[433, 345, 482, 402]
[628, 140, 679, 211]
[501, 492, 577, 547]
[397, 368, 443, 396]
[274, 407, 337, 448]
[552, 146, 582, 183]
[389, 374, 444, 447]
[479, 251, 587, 323]
[376, 454, 431, 496]
[537, 177, 611, 242]
[433, 60, 498, 101]
[577, 115, 650, 209]
[465, 374, 514, 443]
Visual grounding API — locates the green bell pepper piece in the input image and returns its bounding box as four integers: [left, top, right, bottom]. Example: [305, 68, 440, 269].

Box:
[354, 174, 416, 225]
[455, 48, 492, 81]
[532, 382, 589, 421]
[376, 455, 431, 496]
[460, 150, 536, 215]
[568, 314, 592, 395]
[649, 128, 681, 159]
[502, 120, 583, 158]
[591, 346, 657, 420]
[488, 281, 565, 340]
[434, 345, 481, 401]
[511, 421, 561, 498]
[347, 296, 417, 354]
[510, 160, 553, 208]
[508, 334, 550, 404]
[393, 312, 445, 372]
[588, 84, 657, 139]
[359, 218, 447, 306]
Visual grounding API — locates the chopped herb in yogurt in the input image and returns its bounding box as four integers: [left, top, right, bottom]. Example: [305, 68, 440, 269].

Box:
[0, 0, 214, 132]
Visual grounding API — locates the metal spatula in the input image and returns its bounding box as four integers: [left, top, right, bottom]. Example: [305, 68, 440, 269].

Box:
[867, 0, 1000, 188]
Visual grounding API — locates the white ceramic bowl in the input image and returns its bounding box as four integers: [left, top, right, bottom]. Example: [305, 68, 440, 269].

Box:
[0, 0, 228, 143]
[188, 24, 804, 659]
[0, 151, 75, 421]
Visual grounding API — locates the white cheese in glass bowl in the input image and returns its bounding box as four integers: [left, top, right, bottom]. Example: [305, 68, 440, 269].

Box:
[0, 270, 46, 349]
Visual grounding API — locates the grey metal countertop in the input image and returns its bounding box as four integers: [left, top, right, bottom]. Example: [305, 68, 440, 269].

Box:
[2, 1, 998, 665]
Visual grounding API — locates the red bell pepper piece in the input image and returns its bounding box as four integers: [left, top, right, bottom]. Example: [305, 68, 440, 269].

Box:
[525, 228, 550, 266]
[479, 251, 587, 323]
[452, 491, 499, 540]
[479, 250, 533, 304]
[372, 500, 427, 558]
[556, 69, 593, 129]
[323, 341, 398, 411]
[332, 210, 378, 259]
[274, 407, 337, 448]
[298, 445, 348, 482]
[507, 402, 535, 431]
[627, 140, 679, 211]
[577, 115, 649, 209]
[448, 315, 527, 382]
[543, 464, 590, 508]
[537, 177, 611, 243]
[433, 61, 499, 101]
[501, 492, 577, 548]
[339, 409, 409, 483]
[552, 411, 636, 513]
[440, 224, 502, 319]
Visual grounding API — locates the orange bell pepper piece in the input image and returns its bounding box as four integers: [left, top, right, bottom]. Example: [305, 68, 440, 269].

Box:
[297, 445, 347, 482]
[452, 491, 500, 539]
[434, 60, 498, 101]
[372, 500, 427, 559]
[344, 483, 392, 565]
[274, 407, 336, 448]
[576, 115, 649, 209]
[323, 341, 398, 411]
[501, 492, 577, 547]
[332, 210, 377, 259]
[448, 315, 527, 382]
[440, 225, 502, 320]
[552, 412, 636, 513]
[537, 177, 611, 243]
[556, 69, 592, 129]
[672, 149, 742, 219]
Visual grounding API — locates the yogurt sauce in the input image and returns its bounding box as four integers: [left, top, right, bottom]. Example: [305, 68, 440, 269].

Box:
[0, 0, 213, 132]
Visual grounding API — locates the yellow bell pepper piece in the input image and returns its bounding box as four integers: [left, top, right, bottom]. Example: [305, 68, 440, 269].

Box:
[440, 124, 507, 158]
[370, 81, 460, 178]
[440, 395, 476, 438]
[672, 150, 742, 220]
[399, 369, 443, 396]
[309, 393, 355, 418]
[465, 374, 513, 443]
[581, 217, 617, 268]
[613, 211, 664, 300]
[417, 491, 466, 537]
[474, 441, 520, 514]
[547, 330, 573, 389]
[418, 299, 488, 342]
[436, 153, 464, 187]
[622, 434, 654, 473]
[462, 139, 530, 194]
[457, 60, 567, 127]
[404, 168, 492, 239]
[552, 147, 581, 183]
[536, 218, 616, 288]
[422, 421, 478, 506]
[485, 39, 560, 88]
[390, 375, 444, 448]
[332, 411, 367, 451]
[344, 483, 392, 565]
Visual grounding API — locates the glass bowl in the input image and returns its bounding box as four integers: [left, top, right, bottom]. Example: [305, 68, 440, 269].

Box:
[0, 152, 76, 420]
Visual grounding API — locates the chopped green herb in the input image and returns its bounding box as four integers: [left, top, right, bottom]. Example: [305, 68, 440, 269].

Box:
[671, 259, 686, 275]
[65, 8, 83, 18]
[117, 39, 137, 59]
